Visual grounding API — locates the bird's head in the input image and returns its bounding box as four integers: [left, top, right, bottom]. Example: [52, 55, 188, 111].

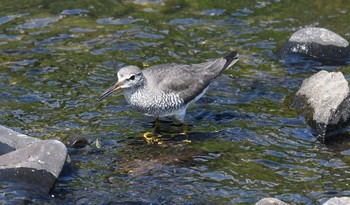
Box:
[97, 66, 144, 101]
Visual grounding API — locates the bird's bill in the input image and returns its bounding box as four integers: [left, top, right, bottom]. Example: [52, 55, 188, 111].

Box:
[97, 82, 121, 101]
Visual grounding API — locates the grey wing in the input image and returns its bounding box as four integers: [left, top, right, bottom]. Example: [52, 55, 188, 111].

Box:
[163, 66, 209, 104]
[154, 62, 221, 104]
[144, 51, 238, 104]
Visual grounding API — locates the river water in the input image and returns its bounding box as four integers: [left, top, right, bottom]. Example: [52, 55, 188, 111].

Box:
[1, 0, 350, 204]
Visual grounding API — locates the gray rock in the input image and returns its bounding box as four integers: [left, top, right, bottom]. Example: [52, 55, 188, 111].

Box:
[0, 140, 67, 177]
[0, 126, 41, 155]
[278, 27, 350, 63]
[323, 197, 350, 205]
[0, 125, 68, 192]
[255, 197, 289, 205]
[290, 27, 348, 47]
[293, 70, 350, 137]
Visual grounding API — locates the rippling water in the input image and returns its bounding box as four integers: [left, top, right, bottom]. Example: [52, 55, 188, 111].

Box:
[1, 0, 350, 204]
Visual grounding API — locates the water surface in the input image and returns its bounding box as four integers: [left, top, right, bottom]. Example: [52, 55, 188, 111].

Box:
[1, 0, 350, 204]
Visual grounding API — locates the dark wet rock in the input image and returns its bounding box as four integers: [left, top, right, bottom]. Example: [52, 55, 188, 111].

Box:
[0, 167, 56, 193]
[255, 197, 289, 205]
[64, 133, 89, 149]
[292, 71, 350, 137]
[0, 142, 14, 155]
[323, 197, 350, 205]
[0, 125, 68, 192]
[278, 27, 350, 63]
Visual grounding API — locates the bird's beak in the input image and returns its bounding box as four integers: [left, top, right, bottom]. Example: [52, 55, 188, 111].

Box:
[97, 82, 122, 101]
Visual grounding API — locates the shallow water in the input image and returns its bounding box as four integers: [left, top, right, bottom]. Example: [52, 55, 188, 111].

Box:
[1, 0, 350, 204]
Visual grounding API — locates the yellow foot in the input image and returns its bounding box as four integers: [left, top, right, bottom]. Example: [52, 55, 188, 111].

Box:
[179, 132, 187, 136]
[179, 124, 191, 142]
[168, 132, 191, 143]
[143, 131, 163, 144]
[178, 133, 191, 143]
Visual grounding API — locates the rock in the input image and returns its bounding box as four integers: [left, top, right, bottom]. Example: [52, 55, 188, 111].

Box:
[0, 125, 68, 193]
[293, 70, 350, 137]
[0, 126, 41, 155]
[255, 197, 289, 205]
[278, 27, 350, 63]
[323, 197, 350, 205]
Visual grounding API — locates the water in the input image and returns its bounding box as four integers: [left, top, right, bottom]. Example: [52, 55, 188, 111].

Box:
[1, 0, 350, 204]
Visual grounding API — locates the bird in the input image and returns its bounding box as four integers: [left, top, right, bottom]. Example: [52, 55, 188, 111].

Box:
[97, 51, 239, 142]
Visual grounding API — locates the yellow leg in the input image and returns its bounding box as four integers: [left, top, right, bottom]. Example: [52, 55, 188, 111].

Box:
[154, 118, 160, 128]
[143, 118, 163, 144]
[180, 124, 191, 143]
[143, 131, 162, 144]
[169, 123, 191, 143]
[179, 123, 188, 135]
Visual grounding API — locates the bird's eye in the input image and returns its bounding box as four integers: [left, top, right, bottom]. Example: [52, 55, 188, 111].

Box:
[129, 75, 135, 80]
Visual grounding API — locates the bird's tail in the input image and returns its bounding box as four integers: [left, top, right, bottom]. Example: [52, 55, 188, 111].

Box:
[223, 50, 239, 70]
[203, 50, 239, 76]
